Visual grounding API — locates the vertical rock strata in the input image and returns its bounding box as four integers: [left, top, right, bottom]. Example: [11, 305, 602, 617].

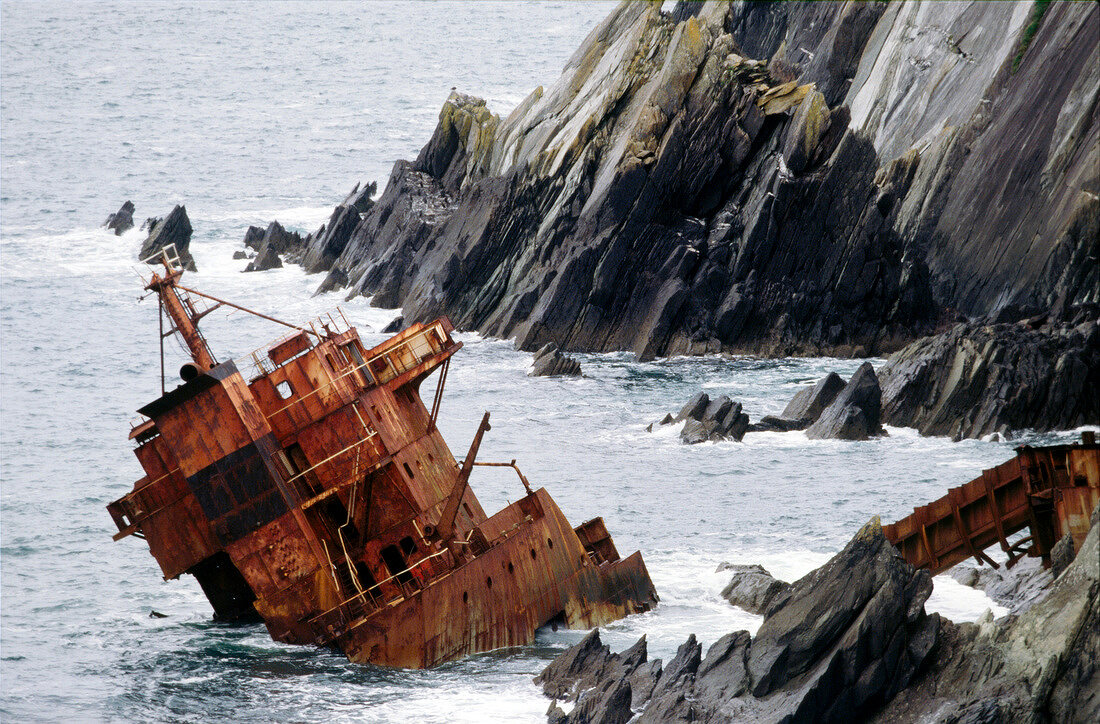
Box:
[307, 1, 1097, 363]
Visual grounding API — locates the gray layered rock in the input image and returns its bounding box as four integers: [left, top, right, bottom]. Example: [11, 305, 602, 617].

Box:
[949, 555, 1053, 616]
[805, 362, 885, 440]
[140, 204, 196, 271]
[538, 517, 938, 723]
[242, 225, 265, 250]
[244, 243, 282, 272]
[871, 503, 1100, 724]
[651, 391, 750, 443]
[242, 220, 304, 272]
[310, 1, 1096, 373]
[529, 344, 582, 377]
[104, 200, 135, 235]
[880, 319, 1100, 439]
[782, 372, 845, 422]
[716, 563, 789, 615]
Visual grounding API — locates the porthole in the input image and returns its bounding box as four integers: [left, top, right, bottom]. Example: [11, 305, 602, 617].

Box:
[486, 576, 493, 589]
[507, 562, 515, 574]
[463, 591, 468, 604]
[530, 548, 537, 560]
[547, 538, 554, 549]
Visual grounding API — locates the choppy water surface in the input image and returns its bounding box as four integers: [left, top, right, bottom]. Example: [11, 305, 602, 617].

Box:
[1, 3, 1090, 722]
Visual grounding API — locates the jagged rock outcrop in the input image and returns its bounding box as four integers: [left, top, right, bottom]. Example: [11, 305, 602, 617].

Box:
[140, 204, 196, 271]
[297, 180, 377, 277]
[805, 362, 886, 440]
[949, 555, 1053, 616]
[716, 563, 789, 615]
[782, 372, 845, 423]
[314, 1, 1097, 369]
[871, 503, 1100, 724]
[880, 319, 1100, 439]
[381, 315, 405, 334]
[539, 518, 939, 722]
[243, 225, 265, 250]
[104, 200, 135, 235]
[528, 344, 582, 377]
[650, 391, 749, 443]
[244, 243, 282, 272]
[747, 370, 846, 432]
[240, 221, 303, 272]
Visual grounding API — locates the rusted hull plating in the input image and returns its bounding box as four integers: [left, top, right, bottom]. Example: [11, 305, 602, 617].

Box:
[324, 490, 655, 667]
[109, 259, 657, 669]
[884, 438, 1100, 576]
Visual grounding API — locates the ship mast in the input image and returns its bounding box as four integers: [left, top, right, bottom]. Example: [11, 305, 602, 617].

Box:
[142, 245, 319, 386]
[145, 255, 216, 369]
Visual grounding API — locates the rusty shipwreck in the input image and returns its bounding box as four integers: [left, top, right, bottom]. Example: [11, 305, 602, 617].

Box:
[108, 247, 657, 668]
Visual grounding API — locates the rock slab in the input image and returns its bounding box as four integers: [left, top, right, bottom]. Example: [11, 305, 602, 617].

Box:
[104, 200, 135, 235]
[880, 319, 1100, 439]
[528, 344, 582, 377]
[805, 362, 885, 440]
[140, 204, 196, 272]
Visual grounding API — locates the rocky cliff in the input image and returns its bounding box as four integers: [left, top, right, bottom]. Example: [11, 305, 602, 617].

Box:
[302, 0, 1097, 362]
[537, 506, 1100, 723]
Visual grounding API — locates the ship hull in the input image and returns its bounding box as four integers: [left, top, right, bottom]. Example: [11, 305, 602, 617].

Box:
[312, 489, 656, 668]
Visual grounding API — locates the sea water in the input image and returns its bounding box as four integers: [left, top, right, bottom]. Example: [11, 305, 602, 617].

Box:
[0, 3, 1088, 722]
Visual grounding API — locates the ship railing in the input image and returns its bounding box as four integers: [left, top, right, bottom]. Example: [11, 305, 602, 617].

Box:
[361, 321, 448, 386]
[261, 321, 452, 426]
[306, 548, 453, 641]
[133, 244, 185, 286]
[234, 307, 356, 380]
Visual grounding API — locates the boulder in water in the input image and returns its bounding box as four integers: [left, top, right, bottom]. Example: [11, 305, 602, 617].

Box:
[805, 362, 885, 440]
[781, 372, 845, 422]
[140, 204, 196, 272]
[382, 316, 405, 334]
[716, 563, 789, 615]
[529, 344, 581, 377]
[244, 243, 282, 272]
[104, 200, 135, 235]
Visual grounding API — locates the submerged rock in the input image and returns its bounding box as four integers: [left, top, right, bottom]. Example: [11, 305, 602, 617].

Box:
[805, 362, 885, 440]
[381, 315, 405, 334]
[539, 517, 938, 722]
[140, 204, 196, 271]
[528, 344, 582, 377]
[745, 415, 810, 433]
[104, 200, 135, 235]
[880, 320, 1100, 439]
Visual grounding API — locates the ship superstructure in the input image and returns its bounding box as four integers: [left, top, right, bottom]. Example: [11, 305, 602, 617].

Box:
[109, 247, 656, 667]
